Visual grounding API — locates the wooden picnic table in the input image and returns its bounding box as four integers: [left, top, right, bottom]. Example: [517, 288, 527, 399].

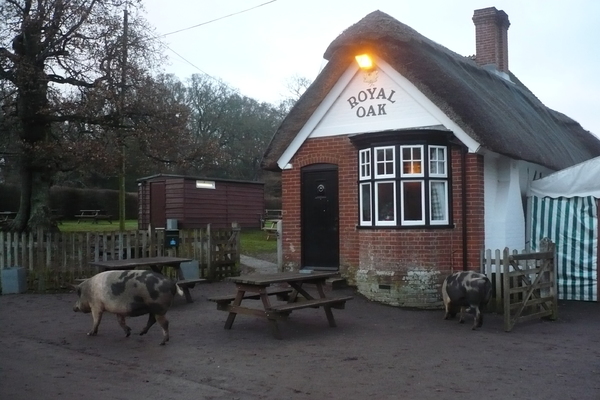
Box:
[0, 211, 17, 222]
[76, 209, 112, 224]
[88, 256, 206, 303]
[209, 271, 353, 339]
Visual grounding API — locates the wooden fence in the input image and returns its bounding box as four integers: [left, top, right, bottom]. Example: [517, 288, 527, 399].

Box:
[481, 238, 558, 331]
[0, 224, 240, 293]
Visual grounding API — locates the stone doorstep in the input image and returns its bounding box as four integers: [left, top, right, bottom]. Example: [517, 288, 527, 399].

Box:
[326, 276, 348, 290]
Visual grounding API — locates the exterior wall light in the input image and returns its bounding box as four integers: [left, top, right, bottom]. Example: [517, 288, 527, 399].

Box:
[355, 54, 373, 69]
[196, 180, 216, 189]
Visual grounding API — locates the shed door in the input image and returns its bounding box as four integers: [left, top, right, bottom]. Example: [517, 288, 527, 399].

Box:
[150, 182, 166, 229]
[301, 164, 339, 270]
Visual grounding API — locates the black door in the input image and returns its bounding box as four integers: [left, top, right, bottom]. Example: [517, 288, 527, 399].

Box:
[301, 164, 339, 270]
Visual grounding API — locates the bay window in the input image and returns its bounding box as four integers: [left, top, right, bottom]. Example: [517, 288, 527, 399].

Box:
[357, 139, 451, 228]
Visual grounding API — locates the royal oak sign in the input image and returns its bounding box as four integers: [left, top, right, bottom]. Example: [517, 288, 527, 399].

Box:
[347, 87, 397, 118]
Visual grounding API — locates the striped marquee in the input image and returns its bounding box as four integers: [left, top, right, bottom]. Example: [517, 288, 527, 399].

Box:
[530, 196, 598, 301]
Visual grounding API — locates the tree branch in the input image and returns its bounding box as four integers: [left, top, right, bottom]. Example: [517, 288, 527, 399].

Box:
[46, 74, 102, 88]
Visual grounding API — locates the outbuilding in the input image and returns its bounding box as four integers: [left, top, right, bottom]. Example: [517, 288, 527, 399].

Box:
[261, 8, 600, 308]
[137, 174, 264, 229]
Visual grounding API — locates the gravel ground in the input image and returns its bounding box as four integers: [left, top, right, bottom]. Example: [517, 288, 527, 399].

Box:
[1, 265, 600, 400]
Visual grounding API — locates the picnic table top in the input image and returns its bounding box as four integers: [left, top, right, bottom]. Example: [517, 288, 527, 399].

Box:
[227, 271, 338, 285]
[89, 256, 192, 269]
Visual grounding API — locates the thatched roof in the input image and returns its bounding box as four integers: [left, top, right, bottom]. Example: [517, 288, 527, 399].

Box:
[261, 10, 600, 171]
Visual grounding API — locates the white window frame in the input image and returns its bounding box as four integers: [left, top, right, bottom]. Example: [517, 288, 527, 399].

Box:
[359, 148, 371, 180]
[375, 181, 396, 226]
[400, 145, 424, 178]
[374, 146, 396, 179]
[400, 180, 425, 225]
[359, 182, 372, 226]
[429, 146, 447, 178]
[429, 180, 449, 225]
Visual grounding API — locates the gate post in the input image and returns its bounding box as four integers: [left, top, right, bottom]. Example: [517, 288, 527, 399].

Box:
[502, 247, 511, 332]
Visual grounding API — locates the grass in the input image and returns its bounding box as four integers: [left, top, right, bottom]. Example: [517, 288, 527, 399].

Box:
[239, 228, 276, 256]
[59, 220, 138, 232]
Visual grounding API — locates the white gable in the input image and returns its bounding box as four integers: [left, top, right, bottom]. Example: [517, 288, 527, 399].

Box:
[310, 66, 440, 137]
[277, 56, 480, 170]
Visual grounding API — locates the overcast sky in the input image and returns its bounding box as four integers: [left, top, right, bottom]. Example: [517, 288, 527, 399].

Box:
[142, 0, 600, 136]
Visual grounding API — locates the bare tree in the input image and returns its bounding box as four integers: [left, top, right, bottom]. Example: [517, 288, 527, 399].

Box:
[182, 73, 282, 180]
[0, 0, 184, 231]
[277, 74, 312, 116]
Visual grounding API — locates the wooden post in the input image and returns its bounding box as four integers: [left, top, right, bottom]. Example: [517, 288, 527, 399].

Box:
[502, 247, 511, 332]
[494, 249, 502, 313]
[207, 224, 213, 280]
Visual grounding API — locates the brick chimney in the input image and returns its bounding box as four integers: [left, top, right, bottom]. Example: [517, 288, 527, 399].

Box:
[472, 7, 510, 73]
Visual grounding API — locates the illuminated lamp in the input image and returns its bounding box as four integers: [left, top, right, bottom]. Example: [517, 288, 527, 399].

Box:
[355, 54, 373, 70]
[196, 180, 215, 189]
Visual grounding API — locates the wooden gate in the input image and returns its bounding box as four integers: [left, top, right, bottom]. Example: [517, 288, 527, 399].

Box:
[481, 238, 558, 331]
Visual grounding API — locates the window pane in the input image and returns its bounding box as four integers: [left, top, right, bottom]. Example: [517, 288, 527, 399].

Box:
[429, 146, 446, 176]
[360, 183, 372, 224]
[430, 181, 447, 223]
[402, 181, 423, 222]
[375, 146, 395, 178]
[401, 146, 423, 176]
[376, 182, 395, 223]
[359, 149, 371, 179]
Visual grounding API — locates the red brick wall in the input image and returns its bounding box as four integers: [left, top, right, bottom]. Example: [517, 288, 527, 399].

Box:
[281, 136, 359, 269]
[473, 7, 510, 72]
[281, 136, 485, 307]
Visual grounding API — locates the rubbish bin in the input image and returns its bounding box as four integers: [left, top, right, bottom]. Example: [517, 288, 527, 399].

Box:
[1, 266, 27, 294]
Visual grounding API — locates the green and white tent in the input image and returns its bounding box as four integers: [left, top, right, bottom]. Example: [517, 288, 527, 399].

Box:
[529, 156, 600, 301]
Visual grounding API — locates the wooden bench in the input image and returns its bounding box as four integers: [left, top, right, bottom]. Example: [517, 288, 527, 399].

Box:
[76, 210, 112, 224]
[262, 219, 279, 240]
[266, 296, 353, 328]
[209, 287, 293, 307]
[176, 278, 208, 303]
[267, 296, 353, 313]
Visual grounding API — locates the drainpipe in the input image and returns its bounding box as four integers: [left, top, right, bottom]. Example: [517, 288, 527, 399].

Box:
[461, 145, 468, 271]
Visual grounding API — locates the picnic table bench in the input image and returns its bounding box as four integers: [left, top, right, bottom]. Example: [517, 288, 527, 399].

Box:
[261, 219, 280, 240]
[76, 209, 113, 224]
[210, 271, 352, 339]
[210, 287, 294, 307]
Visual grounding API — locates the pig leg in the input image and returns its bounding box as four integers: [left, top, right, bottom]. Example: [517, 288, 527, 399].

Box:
[473, 306, 483, 330]
[155, 315, 170, 346]
[88, 307, 103, 336]
[116, 315, 132, 337]
[458, 306, 466, 324]
[139, 313, 156, 336]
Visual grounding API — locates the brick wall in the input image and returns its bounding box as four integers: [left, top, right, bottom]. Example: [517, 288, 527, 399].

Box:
[281, 136, 359, 270]
[472, 7, 510, 72]
[282, 137, 485, 308]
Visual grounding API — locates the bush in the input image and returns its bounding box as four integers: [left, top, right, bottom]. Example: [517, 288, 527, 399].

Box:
[0, 184, 138, 219]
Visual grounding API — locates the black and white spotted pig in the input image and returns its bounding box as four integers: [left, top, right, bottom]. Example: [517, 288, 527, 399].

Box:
[73, 270, 183, 345]
[442, 271, 492, 330]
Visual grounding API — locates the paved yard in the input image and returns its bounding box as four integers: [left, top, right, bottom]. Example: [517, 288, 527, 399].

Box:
[1, 279, 599, 399]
